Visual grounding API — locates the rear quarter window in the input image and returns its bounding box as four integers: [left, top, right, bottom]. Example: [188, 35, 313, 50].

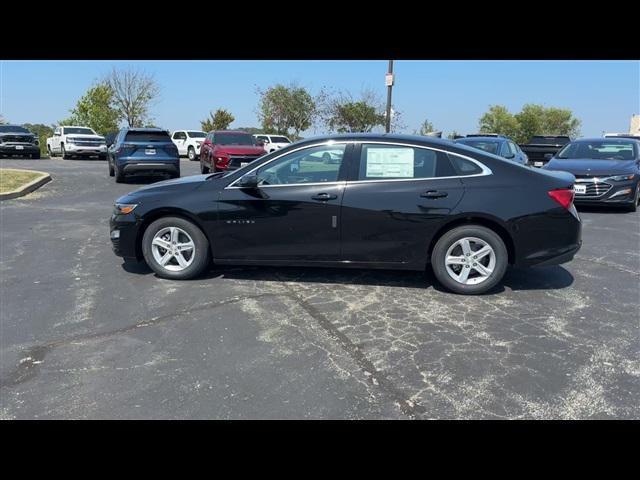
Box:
[125, 131, 171, 142]
[448, 153, 484, 175]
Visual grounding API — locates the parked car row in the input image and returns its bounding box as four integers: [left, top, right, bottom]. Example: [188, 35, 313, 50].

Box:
[0, 125, 41, 158]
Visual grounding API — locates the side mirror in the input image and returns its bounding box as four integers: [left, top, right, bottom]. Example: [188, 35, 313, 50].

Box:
[237, 173, 259, 189]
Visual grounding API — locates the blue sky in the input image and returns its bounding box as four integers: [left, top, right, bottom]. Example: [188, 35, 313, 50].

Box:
[1, 60, 638, 137]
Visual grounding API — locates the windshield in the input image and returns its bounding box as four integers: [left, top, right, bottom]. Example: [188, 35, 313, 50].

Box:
[269, 136, 291, 143]
[215, 133, 255, 146]
[456, 139, 499, 155]
[187, 131, 206, 138]
[0, 125, 30, 133]
[64, 127, 96, 135]
[556, 140, 637, 160]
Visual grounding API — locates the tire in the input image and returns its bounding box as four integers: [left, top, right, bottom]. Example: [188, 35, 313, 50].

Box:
[200, 161, 210, 174]
[431, 225, 508, 295]
[115, 164, 125, 183]
[47, 146, 54, 158]
[626, 185, 639, 212]
[108, 158, 115, 177]
[99, 154, 107, 161]
[61, 144, 69, 160]
[141, 216, 210, 280]
[188, 147, 196, 161]
[31, 152, 41, 159]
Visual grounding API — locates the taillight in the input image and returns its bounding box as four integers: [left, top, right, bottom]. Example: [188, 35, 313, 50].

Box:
[548, 188, 574, 209]
[215, 155, 230, 168]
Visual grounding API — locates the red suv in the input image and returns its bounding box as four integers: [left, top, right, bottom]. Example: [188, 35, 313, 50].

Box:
[200, 130, 267, 173]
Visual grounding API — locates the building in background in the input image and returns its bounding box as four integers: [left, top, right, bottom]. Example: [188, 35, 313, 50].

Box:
[631, 115, 640, 135]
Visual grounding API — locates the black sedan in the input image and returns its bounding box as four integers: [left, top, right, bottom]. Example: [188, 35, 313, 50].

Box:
[542, 138, 640, 212]
[110, 134, 581, 295]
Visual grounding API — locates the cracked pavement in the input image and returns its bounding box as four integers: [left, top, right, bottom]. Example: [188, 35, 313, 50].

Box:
[1, 157, 639, 419]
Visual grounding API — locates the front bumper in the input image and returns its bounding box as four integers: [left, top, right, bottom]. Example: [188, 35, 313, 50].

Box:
[110, 213, 140, 259]
[574, 180, 638, 206]
[0, 144, 39, 155]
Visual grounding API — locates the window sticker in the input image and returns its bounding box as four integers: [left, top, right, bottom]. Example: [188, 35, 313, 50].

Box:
[366, 147, 414, 178]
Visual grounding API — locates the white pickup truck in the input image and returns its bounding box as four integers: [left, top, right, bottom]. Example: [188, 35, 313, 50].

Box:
[171, 130, 207, 160]
[47, 126, 107, 159]
[253, 134, 292, 153]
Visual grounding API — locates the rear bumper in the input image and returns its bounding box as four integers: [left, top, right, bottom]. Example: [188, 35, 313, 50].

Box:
[119, 160, 179, 175]
[528, 242, 582, 267]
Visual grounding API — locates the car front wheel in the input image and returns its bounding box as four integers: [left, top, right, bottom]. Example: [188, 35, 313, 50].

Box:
[188, 147, 196, 161]
[141, 217, 210, 280]
[431, 225, 508, 295]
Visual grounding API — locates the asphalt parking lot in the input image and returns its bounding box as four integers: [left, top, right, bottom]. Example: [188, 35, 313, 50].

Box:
[1, 156, 639, 419]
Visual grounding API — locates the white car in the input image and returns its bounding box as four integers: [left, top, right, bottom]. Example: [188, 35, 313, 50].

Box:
[47, 125, 107, 159]
[171, 130, 207, 161]
[253, 134, 292, 153]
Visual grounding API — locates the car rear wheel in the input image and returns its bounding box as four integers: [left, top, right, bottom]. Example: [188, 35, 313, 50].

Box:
[142, 217, 210, 280]
[188, 147, 196, 161]
[431, 225, 508, 295]
[31, 152, 41, 159]
[200, 161, 210, 174]
[47, 146, 54, 157]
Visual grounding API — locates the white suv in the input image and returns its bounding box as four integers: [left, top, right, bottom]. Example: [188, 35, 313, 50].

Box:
[171, 130, 207, 160]
[253, 134, 292, 153]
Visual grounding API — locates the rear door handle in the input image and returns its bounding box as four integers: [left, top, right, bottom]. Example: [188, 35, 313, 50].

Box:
[420, 190, 448, 199]
[312, 193, 338, 201]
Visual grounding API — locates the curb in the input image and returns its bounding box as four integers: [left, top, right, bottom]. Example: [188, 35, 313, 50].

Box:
[0, 170, 52, 201]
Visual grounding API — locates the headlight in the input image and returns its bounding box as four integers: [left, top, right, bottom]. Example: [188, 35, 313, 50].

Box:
[607, 174, 636, 182]
[113, 203, 138, 215]
[66, 137, 75, 144]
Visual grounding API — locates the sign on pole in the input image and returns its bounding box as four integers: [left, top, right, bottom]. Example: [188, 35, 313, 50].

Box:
[385, 73, 394, 87]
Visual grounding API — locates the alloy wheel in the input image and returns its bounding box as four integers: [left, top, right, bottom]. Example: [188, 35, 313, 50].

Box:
[151, 227, 195, 272]
[445, 237, 496, 285]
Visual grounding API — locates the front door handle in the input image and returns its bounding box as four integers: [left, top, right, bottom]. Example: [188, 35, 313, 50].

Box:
[311, 193, 338, 201]
[420, 190, 448, 199]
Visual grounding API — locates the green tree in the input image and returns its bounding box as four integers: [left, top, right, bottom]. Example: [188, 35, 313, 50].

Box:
[415, 118, 436, 136]
[478, 105, 520, 139]
[257, 83, 316, 139]
[201, 108, 235, 132]
[236, 127, 264, 135]
[322, 90, 386, 133]
[62, 83, 120, 135]
[23, 123, 54, 156]
[447, 130, 462, 139]
[515, 104, 581, 143]
[478, 104, 582, 144]
[105, 67, 160, 127]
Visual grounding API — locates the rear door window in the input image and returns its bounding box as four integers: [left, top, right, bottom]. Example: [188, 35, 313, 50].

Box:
[125, 131, 171, 142]
[448, 154, 484, 175]
[357, 144, 456, 180]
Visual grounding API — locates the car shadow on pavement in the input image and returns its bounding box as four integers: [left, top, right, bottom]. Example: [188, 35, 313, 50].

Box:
[121, 260, 574, 295]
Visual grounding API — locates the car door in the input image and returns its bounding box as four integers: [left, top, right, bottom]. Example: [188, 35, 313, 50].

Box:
[214, 142, 353, 262]
[340, 142, 466, 266]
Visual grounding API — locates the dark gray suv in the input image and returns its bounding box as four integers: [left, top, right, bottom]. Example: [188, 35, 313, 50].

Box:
[108, 128, 180, 183]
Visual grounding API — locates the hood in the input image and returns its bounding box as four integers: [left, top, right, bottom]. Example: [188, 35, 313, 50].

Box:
[116, 174, 210, 203]
[544, 158, 637, 176]
[215, 145, 265, 155]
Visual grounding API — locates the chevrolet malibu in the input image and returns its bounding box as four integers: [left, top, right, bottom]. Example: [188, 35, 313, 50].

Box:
[110, 134, 581, 295]
[542, 138, 640, 212]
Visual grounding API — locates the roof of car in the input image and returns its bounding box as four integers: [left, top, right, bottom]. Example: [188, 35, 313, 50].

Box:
[456, 136, 505, 142]
[292, 132, 460, 146]
[125, 127, 168, 132]
[571, 137, 640, 143]
[212, 130, 252, 134]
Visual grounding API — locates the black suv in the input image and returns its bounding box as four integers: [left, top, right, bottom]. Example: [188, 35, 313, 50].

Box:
[0, 125, 40, 159]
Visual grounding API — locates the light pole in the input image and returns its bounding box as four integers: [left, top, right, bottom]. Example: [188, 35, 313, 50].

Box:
[385, 60, 394, 133]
